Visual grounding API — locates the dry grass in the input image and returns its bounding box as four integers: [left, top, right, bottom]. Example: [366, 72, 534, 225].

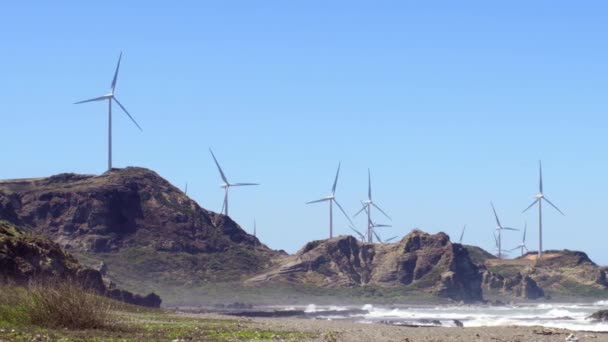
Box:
[0, 281, 115, 329]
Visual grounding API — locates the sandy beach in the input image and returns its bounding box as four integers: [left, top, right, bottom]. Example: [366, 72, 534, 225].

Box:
[191, 313, 608, 342]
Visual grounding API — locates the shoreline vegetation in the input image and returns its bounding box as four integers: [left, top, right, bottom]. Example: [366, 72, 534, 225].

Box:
[1, 282, 608, 341]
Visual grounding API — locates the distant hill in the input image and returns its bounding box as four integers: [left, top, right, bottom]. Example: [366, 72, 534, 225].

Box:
[0, 168, 281, 294]
[462, 244, 608, 300]
[1, 167, 606, 304]
[247, 230, 483, 302]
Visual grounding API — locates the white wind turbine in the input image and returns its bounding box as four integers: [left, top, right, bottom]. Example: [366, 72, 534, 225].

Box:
[510, 222, 529, 257]
[522, 161, 565, 259]
[75, 52, 142, 171]
[492, 232, 510, 259]
[491, 202, 518, 259]
[354, 169, 391, 243]
[209, 149, 259, 216]
[353, 205, 393, 244]
[306, 163, 354, 239]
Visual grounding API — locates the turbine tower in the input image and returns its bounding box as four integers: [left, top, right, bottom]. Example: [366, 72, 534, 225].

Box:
[306, 163, 354, 239]
[354, 169, 391, 243]
[493, 232, 510, 259]
[209, 149, 259, 216]
[510, 222, 529, 257]
[491, 202, 518, 259]
[75, 52, 142, 171]
[522, 161, 565, 259]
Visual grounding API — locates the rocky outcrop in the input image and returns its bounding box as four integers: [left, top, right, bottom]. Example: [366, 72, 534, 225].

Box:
[482, 271, 544, 299]
[0, 220, 161, 308]
[589, 310, 608, 322]
[248, 230, 483, 302]
[474, 248, 608, 299]
[0, 168, 280, 286]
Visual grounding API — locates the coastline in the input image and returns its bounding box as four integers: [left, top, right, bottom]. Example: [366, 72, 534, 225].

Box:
[180, 312, 608, 341]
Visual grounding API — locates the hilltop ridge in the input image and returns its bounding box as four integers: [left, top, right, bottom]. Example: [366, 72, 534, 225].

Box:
[0, 167, 282, 293]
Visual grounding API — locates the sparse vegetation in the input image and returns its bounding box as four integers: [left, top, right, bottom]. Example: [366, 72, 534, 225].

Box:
[0, 282, 317, 341]
[0, 281, 113, 329]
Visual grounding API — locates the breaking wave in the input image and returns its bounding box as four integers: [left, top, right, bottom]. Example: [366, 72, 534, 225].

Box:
[297, 301, 608, 332]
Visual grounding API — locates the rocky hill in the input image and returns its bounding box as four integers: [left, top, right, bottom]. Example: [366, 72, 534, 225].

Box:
[247, 230, 483, 302]
[0, 168, 280, 294]
[0, 220, 160, 307]
[467, 246, 608, 300]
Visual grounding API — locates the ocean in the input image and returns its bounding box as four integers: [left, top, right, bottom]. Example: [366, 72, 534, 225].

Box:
[297, 301, 608, 332]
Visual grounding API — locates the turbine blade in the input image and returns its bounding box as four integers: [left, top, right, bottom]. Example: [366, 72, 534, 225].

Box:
[371, 202, 391, 221]
[491, 202, 502, 227]
[111, 52, 122, 93]
[523, 223, 527, 242]
[74, 95, 110, 104]
[113, 97, 142, 131]
[209, 149, 229, 184]
[508, 246, 520, 252]
[331, 162, 341, 195]
[543, 197, 565, 216]
[522, 199, 539, 213]
[459, 225, 466, 243]
[231, 183, 260, 186]
[368, 169, 372, 201]
[374, 224, 392, 228]
[385, 236, 398, 242]
[539, 160, 543, 194]
[333, 199, 354, 226]
[306, 197, 330, 205]
[493, 232, 498, 248]
[372, 228, 383, 243]
[502, 227, 519, 231]
[349, 226, 365, 240]
[353, 205, 367, 218]
[221, 191, 227, 215]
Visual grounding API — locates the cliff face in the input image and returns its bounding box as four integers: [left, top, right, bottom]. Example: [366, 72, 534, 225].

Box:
[248, 230, 483, 302]
[0, 220, 160, 307]
[0, 168, 280, 287]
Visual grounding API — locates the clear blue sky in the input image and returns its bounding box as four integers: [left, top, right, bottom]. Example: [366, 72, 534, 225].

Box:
[2, 1, 608, 264]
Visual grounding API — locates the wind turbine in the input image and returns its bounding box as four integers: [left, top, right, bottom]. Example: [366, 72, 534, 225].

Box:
[354, 169, 391, 243]
[459, 225, 467, 244]
[491, 202, 518, 259]
[370, 218, 392, 243]
[184, 182, 188, 195]
[493, 232, 510, 259]
[510, 222, 529, 257]
[306, 163, 354, 239]
[75, 52, 142, 171]
[522, 161, 565, 259]
[209, 149, 259, 216]
[253, 219, 257, 238]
